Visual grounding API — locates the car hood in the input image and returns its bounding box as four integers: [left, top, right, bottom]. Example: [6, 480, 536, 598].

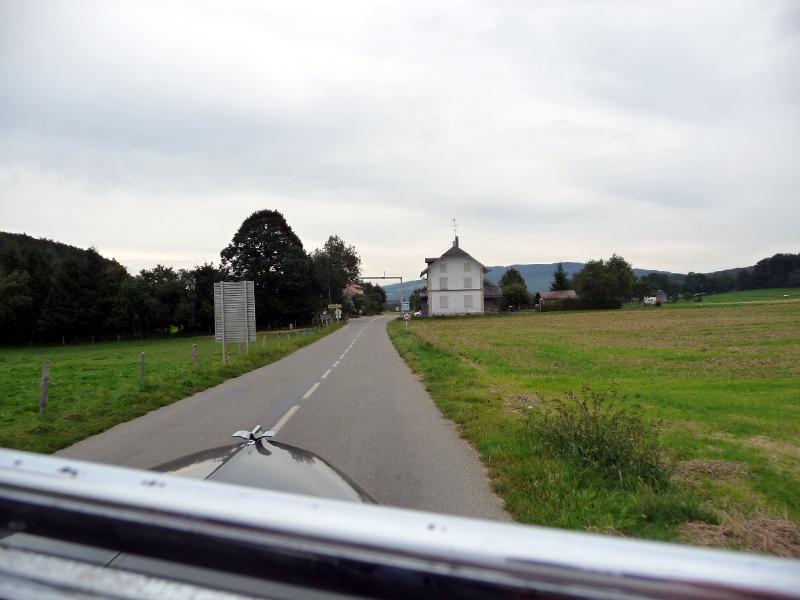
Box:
[154, 439, 377, 504]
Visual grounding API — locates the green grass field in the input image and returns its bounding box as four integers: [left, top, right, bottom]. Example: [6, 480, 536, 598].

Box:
[0, 326, 341, 454]
[389, 300, 800, 556]
[700, 288, 798, 304]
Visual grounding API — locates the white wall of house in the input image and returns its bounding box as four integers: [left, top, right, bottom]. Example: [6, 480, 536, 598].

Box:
[426, 256, 484, 315]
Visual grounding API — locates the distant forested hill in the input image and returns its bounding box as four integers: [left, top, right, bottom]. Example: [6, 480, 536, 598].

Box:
[484, 262, 587, 292]
[383, 262, 680, 300]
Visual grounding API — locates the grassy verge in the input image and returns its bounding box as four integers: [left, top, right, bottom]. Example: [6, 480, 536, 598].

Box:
[388, 301, 800, 555]
[0, 325, 343, 454]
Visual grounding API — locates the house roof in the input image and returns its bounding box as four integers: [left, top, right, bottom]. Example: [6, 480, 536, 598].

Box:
[420, 237, 489, 277]
[536, 290, 579, 301]
[344, 283, 365, 297]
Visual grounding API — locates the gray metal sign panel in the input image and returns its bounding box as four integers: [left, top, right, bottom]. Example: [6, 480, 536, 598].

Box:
[214, 281, 256, 343]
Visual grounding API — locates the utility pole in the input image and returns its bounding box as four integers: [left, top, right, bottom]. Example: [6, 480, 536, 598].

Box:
[327, 252, 332, 305]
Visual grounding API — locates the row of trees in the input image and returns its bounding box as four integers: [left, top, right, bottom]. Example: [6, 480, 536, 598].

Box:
[683, 253, 800, 295]
[219, 210, 364, 329]
[0, 236, 225, 343]
[548, 251, 800, 309]
[0, 210, 379, 344]
[497, 256, 637, 310]
[352, 282, 388, 316]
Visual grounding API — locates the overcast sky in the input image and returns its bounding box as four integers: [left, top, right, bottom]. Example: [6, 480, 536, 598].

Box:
[1, 1, 798, 280]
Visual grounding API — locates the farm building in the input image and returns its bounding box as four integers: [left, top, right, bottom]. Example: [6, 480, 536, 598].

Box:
[420, 236, 489, 316]
[344, 283, 365, 300]
[643, 290, 668, 306]
[483, 284, 501, 313]
[534, 290, 580, 312]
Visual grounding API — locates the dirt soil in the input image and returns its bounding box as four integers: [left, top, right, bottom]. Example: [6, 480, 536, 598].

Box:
[674, 459, 750, 481]
[679, 513, 800, 558]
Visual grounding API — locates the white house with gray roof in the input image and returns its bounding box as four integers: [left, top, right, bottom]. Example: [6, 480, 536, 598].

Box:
[420, 236, 489, 316]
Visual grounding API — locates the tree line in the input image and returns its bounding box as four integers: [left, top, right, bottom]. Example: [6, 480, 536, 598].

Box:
[0, 210, 381, 345]
[498, 251, 800, 311]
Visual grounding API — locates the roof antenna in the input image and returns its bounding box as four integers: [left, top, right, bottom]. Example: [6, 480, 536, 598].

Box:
[452, 219, 459, 248]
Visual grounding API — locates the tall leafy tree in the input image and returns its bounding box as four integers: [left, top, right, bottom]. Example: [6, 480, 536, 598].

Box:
[499, 267, 526, 288]
[605, 254, 635, 303]
[355, 281, 386, 315]
[550, 263, 571, 291]
[573, 254, 634, 309]
[500, 283, 530, 310]
[499, 267, 530, 309]
[310, 235, 361, 307]
[37, 249, 129, 340]
[220, 210, 311, 327]
[752, 253, 800, 288]
[187, 262, 225, 333]
[0, 269, 34, 342]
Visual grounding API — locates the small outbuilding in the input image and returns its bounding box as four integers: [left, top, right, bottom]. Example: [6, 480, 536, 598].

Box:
[534, 290, 580, 312]
[643, 290, 668, 306]
[483, 285, 501, 313]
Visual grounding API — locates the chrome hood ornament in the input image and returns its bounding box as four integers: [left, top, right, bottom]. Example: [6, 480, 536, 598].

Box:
[231, 424, 274, 445]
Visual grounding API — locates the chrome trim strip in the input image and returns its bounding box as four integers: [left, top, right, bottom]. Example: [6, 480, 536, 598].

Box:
[0, 449, 798, 598]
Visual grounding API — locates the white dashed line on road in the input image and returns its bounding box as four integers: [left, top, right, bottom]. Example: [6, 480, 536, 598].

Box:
[271, 405, 299, 433]
[332, 361, 340, 368]
[339, 353, 346, 359]
[302, 382, 320, 400]
[321, 369, 332, 379]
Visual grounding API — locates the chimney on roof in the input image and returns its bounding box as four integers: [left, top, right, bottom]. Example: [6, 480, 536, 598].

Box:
[453, 236, 459, 248]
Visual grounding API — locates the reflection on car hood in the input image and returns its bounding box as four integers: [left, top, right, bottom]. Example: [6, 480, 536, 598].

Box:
[154, 440, 377, 504]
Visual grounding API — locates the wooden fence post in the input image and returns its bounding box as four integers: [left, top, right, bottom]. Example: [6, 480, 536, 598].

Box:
[39, 361, 50, 414]
[139, 352, 145, 384]
[192, 344, 197, 370]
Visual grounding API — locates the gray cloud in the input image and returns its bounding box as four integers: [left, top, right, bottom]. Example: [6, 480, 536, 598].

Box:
[1, 0, 797, 279]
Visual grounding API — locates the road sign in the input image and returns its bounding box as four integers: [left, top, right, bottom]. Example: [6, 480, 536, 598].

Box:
[403, 312, 411, 321]
[328, 304, 342, 309]
[214, 281, 256, 364]
[335, 308, 342, 320]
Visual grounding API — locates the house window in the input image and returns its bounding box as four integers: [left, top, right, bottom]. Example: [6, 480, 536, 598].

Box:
[463, 277, 473, 289]
[464, 262, 472, 272]
[440, 262, 447, 273]
[439, 296, 449, 309]
[439, 277, 448, 290]
[464, 295, 473, 308]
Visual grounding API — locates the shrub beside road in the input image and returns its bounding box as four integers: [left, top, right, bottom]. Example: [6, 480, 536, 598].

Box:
[0, 325, 342, 454]
[389, 301, 800, 555]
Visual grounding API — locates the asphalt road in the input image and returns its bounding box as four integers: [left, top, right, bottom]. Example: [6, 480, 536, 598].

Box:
[58, 316, 508, 521]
